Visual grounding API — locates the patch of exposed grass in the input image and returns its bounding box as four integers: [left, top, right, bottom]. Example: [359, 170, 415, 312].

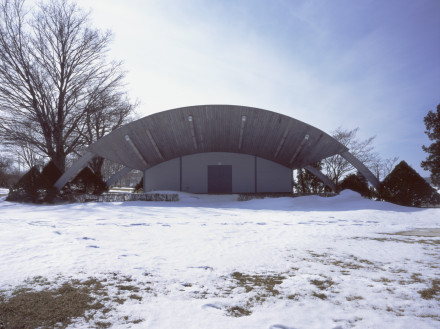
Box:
[225, 305, 252, 317]
[95, 321, 112, 328]
[307, 251, 380, 272]
[24, 275, 51, 286]
[308, 251, 330, 258]
[418, 279, 440, 300]
[330, 260, 364, 270]
[411, 273, 424, 283]
[398, 273, 425, 285]
[113, 296, 126, 304]
[0, 280, 106, 329]
[386, 306, 405, 316]
[191, 290, 209, 299]
[129, 294, 143, 301]
[353, 236, 440, 246]
[356, 257, 375, 265]
[117, 284, 140, 292]
[373, 277, 393, 283]
[220, 271, 287, 317]
[312, 291, 327, 300]
[310, 278, 335, 291]
[230, 271, 285, 296]
[0, 273, 152, 329]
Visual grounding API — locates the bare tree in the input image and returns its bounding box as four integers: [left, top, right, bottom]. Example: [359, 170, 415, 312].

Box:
[0, 0, 135, 172]
[370, 156, 399, 181]
[5, 126, 47, 169]
[14, 143, 45, 169]
[78, 92, 136, 178]
[101, 158, 126, 182]
[323, 127, 378, 186]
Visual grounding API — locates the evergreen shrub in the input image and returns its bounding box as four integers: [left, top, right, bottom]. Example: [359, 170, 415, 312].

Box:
[6, 161, 65, 203]
[68, 167, 107, 195]
[339, 173, 371, 198]
[41, 161, 62, 187]
[40, 161, 63, 202]
[6, 166, 43, 203]
[134, 177, 143, 192]
[379, 161, 440, 207]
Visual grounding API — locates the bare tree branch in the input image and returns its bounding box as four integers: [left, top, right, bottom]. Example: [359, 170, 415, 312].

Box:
[323, 127, 380, 185]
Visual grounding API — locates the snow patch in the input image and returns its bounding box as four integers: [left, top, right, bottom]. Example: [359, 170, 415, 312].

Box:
[1, 192, 439, 328]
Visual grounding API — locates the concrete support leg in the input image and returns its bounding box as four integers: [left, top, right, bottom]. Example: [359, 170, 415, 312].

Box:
[106, 166, 133, 187]
[340, 151, 380, 189]
[304, 165, 337, 192]
[54, 152, 96, 190]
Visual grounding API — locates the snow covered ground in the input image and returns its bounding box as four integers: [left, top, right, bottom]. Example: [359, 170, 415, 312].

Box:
[0, 191, 439, 328]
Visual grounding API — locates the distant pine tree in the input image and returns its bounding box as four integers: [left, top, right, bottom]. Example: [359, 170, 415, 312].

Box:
[41, 160, 62, 187]
[380, 161, 440, 207]
[6, 166, 42, 203]
[39, 160, 63, 202]
[421, 104, 440, 187]
[69, 167, 107, 195]
[340, 172, 371, 198]
[134, 177, 143, 192]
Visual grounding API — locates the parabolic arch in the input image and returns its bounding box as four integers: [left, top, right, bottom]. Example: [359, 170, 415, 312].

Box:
[55, 105, 379, 192]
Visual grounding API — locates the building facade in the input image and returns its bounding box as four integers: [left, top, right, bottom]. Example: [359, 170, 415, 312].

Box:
[144, 152, 292, 193]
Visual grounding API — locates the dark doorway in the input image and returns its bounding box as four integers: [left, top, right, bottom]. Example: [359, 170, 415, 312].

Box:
[208, 165, 232, 193]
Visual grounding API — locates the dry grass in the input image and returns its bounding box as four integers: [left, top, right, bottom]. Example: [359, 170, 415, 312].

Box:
[116, 284, 140, 292]
[312, 291, 328, 300]
[353, 236, 440, 246]
[309, 277, 336, 300]
[0, 273, 151, 329]
[225, 305, 253, 317]
[307, 251, 380, 272]
[129, 294, 143, 301]
[418, 279, 440, 300]
[0, 280, 106, 329]
[230, 271, 285, 296]
[220, 271, 287, 317]
[373, 277, 393, 284]
[310, 278, 335, 291]
[411, 273, 424, 283]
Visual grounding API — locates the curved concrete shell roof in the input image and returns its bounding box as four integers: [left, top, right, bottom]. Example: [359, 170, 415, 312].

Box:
[87, 104, 348, 170]
[55, 104, 380, 191]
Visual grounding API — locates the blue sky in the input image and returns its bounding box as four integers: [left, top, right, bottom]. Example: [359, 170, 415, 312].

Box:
[76, 0, 440, 175]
